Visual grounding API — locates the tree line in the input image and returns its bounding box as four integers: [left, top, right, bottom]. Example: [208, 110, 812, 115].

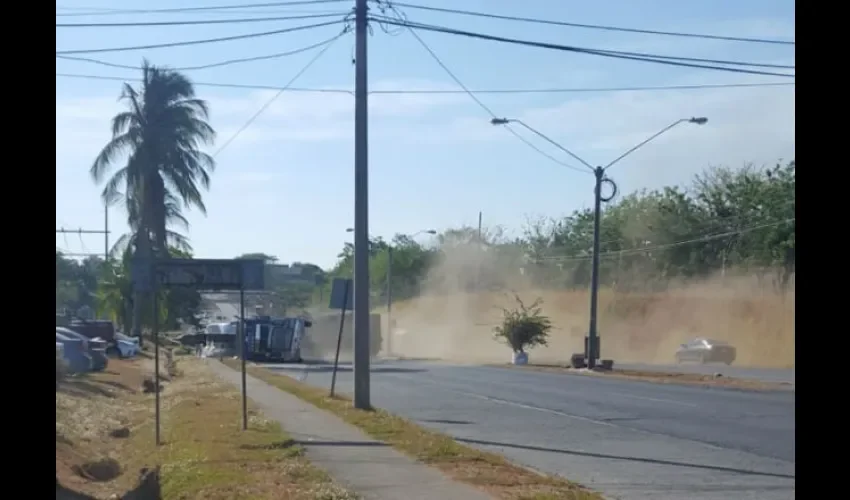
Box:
[57, 60, 794, 335]
[322, 160, 796, 303]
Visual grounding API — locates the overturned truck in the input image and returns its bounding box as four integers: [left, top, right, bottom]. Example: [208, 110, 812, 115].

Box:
[301, 312, 383, 359]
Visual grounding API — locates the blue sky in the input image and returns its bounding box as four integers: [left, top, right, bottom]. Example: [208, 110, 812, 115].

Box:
[55, 0, 795, 269]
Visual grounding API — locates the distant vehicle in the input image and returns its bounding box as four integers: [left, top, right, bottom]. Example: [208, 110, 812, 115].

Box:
[675, 338, 736, 365]
[68, 319, 116, 343]
[57, 327, 109, 371]
[243, 316, 311, 363]
[112, 332, 140, 358]
[55, 333, 92, 373]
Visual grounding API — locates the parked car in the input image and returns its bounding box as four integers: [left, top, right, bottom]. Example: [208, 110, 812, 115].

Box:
[675, 338, 736, 365]
[68, 319, 116, 343]
[55, 333, 92, 373]
[112, 332, 140, 358]
[57, 327, 108, 371]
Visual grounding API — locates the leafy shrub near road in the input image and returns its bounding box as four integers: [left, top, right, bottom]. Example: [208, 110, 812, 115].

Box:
[493, 294, 552, 354]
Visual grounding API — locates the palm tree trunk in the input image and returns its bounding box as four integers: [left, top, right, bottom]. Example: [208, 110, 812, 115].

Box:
[132, 230, 152, 345]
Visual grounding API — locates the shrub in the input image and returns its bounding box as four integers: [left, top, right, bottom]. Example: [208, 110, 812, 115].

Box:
[493, 294, 552, 353]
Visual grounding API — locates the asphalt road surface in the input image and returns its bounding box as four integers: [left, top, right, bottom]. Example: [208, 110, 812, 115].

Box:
[258, 359, 795, 500]
[615, 362, 795, 384]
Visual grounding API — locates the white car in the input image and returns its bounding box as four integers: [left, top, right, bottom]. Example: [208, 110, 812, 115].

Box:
[113, 333, 141, 358]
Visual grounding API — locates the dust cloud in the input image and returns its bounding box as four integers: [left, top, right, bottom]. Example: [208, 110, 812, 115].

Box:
[383, 242, 795, 368]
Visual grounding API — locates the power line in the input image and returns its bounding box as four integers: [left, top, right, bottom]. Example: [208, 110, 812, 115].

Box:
[537, 218, 796, 263]
[56, 12, 350, 27]
[536, 199, 797, 256]
[371, 16, 795, 78]
[56, 72, 795, 95]
[57, 34, 343, 71]
[57, 5, 346, 17]
[56, 228, 111, 234]
[55, 1, 351, 17]
[55, 19, 346, 55]
[382, 1, 795, 46]
[212, 31, 345, 157]
[375, 15, 795, 71]
[399, 23, 590, 174]
[368, 82, 797, 94]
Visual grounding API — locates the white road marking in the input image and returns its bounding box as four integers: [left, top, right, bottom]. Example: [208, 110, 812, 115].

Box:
[615, 393, 699, 408]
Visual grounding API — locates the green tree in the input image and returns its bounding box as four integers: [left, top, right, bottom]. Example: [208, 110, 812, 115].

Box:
[89, 60, 216, 339]
[55, 252, 102, 313]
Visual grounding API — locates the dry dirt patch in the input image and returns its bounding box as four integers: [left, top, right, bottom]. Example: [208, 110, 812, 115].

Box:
[56, 355, 356, 499]
[222, 359, 601, 500]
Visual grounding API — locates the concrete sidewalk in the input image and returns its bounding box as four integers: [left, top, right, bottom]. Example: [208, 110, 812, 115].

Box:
[208, 360, 492, 500]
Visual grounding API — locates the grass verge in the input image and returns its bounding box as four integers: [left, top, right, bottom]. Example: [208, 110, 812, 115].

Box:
[56, 356, 356, 499]
[221, 359, 602, 500]
[487, 363, 793, 391]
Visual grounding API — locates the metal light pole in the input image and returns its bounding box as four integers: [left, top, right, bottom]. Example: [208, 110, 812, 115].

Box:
[491, 116, 707, 369]
[352, 0, 370, 410]
[346, 228, 436, 356]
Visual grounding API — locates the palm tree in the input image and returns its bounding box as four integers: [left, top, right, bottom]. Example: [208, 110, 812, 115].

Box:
[90, 60, 216, 340]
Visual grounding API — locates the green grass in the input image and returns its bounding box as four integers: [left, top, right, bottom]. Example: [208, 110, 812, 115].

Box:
[222, 359, 602, 500]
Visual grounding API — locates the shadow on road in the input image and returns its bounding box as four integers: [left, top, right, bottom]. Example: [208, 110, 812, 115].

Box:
[265, 366, 427, 374]
[421, 419, 474, 425]
[296, 440, 389, 447]
[456, 437, 794, 480]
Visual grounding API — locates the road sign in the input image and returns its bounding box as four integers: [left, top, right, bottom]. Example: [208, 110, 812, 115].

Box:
[132, 258, 265, 292]
[329, 277, 353, 311]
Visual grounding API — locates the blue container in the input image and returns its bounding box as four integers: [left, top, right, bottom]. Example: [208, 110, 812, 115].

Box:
[55, 333, 92, 373]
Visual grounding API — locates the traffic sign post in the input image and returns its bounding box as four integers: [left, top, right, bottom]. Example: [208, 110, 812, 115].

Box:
[132, 257, 265, 443]
[328, 278, 353, 397]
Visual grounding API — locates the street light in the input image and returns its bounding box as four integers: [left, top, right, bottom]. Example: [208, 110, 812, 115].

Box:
[491, 116, 707, 369]
[345, 228, 437, 356]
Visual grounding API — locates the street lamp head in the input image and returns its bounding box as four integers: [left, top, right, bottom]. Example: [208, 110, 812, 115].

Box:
[345, 228, 354, 232]
[490, 117, 511, 126]
[689, 117, 708, 125]
[425, 229, 437, 235]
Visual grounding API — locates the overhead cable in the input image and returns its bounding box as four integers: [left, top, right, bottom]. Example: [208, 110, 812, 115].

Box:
[56, 19, 346, 55]
[370, 16, 795, 78]
[57, 34, 344, 71]
[55, 1, 351, 17]
[381, 1, 795, 46]
[55, 72, 796, 95]
[57, 12, 350, 27]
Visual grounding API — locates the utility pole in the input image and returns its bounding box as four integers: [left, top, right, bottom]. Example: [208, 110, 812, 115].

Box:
[490, 116, 707, 369]
[586, 167, 605, 368]
[104, 204, 109, 262]
[352, 0, 371, 410]
[477, 211, 483, 290]
[386, 245, 393, 356]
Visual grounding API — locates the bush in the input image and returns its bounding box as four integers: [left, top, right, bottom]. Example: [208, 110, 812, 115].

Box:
[493, 294, 552, 354]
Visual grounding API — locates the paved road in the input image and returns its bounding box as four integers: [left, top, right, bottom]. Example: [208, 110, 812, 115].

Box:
[259, 359, 794, 500]
[616, 362, 795, 384]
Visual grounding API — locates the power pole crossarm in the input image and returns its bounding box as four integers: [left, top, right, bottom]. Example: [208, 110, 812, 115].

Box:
[56, 228, 110, 234]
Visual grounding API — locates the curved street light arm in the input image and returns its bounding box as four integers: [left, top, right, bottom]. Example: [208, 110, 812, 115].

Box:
[603, 117, 707, 171]
[498, 118, 595, 172]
